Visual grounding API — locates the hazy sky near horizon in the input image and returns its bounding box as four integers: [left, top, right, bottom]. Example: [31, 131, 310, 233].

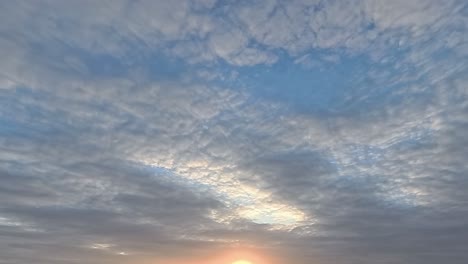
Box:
[1, 1, 468, 264]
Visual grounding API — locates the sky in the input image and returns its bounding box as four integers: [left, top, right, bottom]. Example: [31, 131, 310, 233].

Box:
[0, 0, 468, 264]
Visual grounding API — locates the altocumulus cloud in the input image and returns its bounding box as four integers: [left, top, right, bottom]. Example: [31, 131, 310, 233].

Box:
[0, 1, 468, 264]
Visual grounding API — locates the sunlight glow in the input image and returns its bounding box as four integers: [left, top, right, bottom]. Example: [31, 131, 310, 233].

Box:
[232, 260, 253, 264]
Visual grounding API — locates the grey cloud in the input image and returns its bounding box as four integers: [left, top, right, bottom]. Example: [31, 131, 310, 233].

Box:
[0, 160, 226, 263]
[239, 150, 335, 209]
[1, 0, 466, 70]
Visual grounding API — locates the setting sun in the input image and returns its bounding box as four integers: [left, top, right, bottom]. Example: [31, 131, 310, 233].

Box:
[232, 261, 253, 264]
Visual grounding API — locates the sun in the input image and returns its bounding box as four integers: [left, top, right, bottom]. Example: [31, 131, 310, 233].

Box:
[232, 260, 253, 264]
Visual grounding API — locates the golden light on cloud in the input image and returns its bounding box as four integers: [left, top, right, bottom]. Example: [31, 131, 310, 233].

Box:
[139, 160, 307, 229]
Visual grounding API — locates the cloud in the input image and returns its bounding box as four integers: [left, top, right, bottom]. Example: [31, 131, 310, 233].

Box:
[1, 0, 468, 264]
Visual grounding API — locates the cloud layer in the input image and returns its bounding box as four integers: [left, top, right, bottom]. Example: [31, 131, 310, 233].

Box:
[1, 1, 468, 264]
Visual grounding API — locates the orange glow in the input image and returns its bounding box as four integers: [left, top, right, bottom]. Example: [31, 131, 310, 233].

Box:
[138, 246, 274, 264]
[208, 247, 271, 264]
[232, 260, 253, 264]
